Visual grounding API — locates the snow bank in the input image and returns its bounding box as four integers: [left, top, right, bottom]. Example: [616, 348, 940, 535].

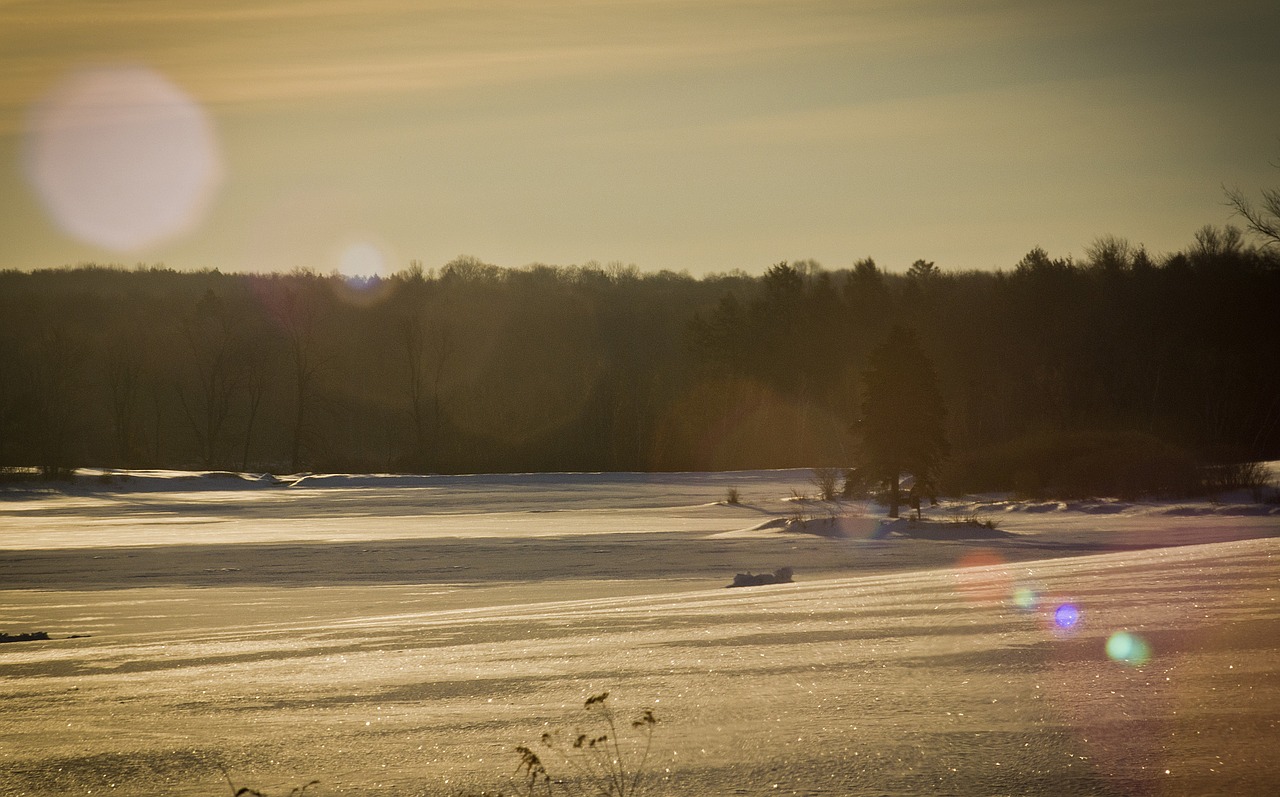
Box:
[8, 466, 817, 496]
[289, 473, 438, 489]
[958, 495, 1280, 518]
[65, 468, 286, 492]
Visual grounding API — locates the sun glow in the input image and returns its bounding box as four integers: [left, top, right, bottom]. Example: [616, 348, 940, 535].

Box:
[338, 240, 390, 278]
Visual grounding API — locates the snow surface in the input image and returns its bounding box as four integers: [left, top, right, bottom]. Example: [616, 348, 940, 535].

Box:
[1, 469, 1278, 795]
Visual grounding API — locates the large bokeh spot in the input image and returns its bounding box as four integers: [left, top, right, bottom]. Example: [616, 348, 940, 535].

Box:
[22, 65, 223, 251]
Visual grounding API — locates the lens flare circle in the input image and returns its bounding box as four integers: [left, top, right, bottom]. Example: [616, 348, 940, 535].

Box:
[1106, 631, 1151, 666]
[22, 64, 222, 251]
[953, 548, 1010, 605]
[1053, 603, 1080, 630]
[1011, 585, 1040, 612]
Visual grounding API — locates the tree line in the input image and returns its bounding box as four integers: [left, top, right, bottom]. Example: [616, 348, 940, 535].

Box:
[1, 226, 1277, 494]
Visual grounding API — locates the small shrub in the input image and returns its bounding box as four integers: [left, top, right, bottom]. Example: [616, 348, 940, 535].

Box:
[1201, 461, 1273, 501]
[811, 468, 841, 501]
[513, 745, 551, 796]
[786, 492, 811, 528]
[949, 513, 1000, 530]
[724, 487, 740, 505]
[513, 692, 658, 797]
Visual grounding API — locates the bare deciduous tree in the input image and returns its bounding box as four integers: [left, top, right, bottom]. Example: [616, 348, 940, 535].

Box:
[177, 290, 242, 469]
[272, 278, 329, 472]
[33, 326, 88, 478]
[105, 339, 144, 467]
[1226, 159, 1280, 248]
[402, 308, 453, 467]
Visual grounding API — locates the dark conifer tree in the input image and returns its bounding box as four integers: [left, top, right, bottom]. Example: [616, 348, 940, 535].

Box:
[859, 326, 949, 518]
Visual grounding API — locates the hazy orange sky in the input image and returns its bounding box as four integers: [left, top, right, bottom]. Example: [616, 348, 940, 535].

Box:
[2, 0, 1278, 276]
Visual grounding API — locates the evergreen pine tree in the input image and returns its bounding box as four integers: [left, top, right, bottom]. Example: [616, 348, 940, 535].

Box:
[859, 326, 949, 518]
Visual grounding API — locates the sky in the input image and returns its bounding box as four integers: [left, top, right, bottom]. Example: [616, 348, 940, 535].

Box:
[2, 0, 1279, 277]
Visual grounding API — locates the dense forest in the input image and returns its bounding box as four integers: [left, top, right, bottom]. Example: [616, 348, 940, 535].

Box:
[2, 225, 1277, 496]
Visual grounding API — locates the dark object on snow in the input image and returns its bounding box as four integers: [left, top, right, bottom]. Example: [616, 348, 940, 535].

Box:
[0, 631, 50, 644]
[728, 567, 794, 588]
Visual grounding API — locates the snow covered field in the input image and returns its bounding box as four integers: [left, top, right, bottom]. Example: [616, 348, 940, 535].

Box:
[1, 470, 1278, 795]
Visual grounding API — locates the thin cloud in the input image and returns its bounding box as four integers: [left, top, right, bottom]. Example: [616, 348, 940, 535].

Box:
[1, 1, 858, 126]
[2, 0, 1277, 272]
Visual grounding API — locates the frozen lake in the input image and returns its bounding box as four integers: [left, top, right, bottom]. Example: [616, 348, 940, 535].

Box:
[2, 470, 1278, 795]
